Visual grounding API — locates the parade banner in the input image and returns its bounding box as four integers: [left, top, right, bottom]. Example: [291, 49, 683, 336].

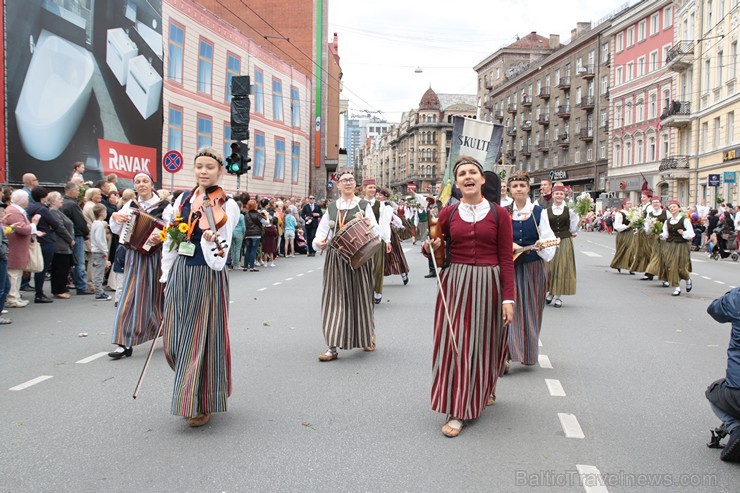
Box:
[438, 117, 505, 206]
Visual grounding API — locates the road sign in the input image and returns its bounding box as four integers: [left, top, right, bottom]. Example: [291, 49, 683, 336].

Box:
[163, 150, 184, 174]
[708, 174, 721, 187]
[327, 181, 334, 190]
[724, 171, 736, 184]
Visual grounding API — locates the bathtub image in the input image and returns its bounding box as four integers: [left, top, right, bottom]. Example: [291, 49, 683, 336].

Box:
[15, 29, 95, 161]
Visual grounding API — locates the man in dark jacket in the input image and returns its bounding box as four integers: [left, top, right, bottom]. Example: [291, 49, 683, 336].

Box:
[60, 182, 90, 295]
[300, 195, 322, 256]
[706, 287, 740, 462]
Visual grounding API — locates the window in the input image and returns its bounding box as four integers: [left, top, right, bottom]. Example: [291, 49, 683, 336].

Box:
[602, 43, 609, 62]
[636, 140, 644, 163]
[626, 62, 634, 81]
[662, 46, 670, 68]
[636, 100, 643, 122]
[600, 110, 608, 127]
[728, 112, 735, 144]
[731, 42, 738, 80]
[616, 67, 623, 85]
[638, 20, 646, 42]
[272, 78, 284, 121]
[627, 27, 635, 47]
[600, 141, 606, 159]
[168, 23, 184, 83]
[587, 147, 593, 161]
[225, 54, 241, 102]
[649, 94, 657, 118]
[649, 137, 656, 161]
[664, 6, 673, 28]
[168, 106, 183, 152]
[616, 33, 624, 52]
[714, 117, 721, 148]
[575, 148, 580, 163]
[615, 105, 622, 128]
[625, 104, 632, 125]
[291, 142, 300, 183]
[637, 56, 645, 77]
[650, 51, 658, 72]
[274, 138, 285, 180]
[705, 59, 711, 90]
[702, 122, 709, 151]
[625, 142, 632, 165]
[254, 132, 265, 177]
[662, 134, 669, 158]
[198, 39, 213, 95]
[602, 75, 609, 94]
[197, 115, 212, 149]
[223, 124, 232, 163]
[718, 50, 724, 86]
[707, 1, 713, 31]
[614, 144, 621, 166]
[291, 87, 301, 127]
[254, 68, 264, 114]
[651, 13, 660, 35]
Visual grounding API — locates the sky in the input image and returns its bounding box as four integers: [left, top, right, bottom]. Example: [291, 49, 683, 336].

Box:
[328, 0, 638, 122]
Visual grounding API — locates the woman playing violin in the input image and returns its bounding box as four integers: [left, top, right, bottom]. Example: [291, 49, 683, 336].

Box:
[424, 156, 515, 438]
[159, 147, 240, 427]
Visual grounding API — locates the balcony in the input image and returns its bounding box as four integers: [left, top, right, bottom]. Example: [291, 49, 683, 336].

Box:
[602, 53, 610, 66]
[520, 146, 531, 157]
[485, 80, 493, 90]
[579, 127, 594, 141]
[505, 150, 516, 161]
[537, 114, 550, 126]
[521, 98, 532, 108]
[665, 41, 694, 72]
[520, 120, 532, 132]
[600, 121, 609, 132]
[660, 100, 691, 128]
[494, 110, 504, 121]
[557, 77, 571, 90]
[538, 88, 551, 99]
[659, 155, 690, 179]
[506, 126, 517, 136]
[538, 142, 550, 153]
[483, 100, 493, 110]
[554, 135, 570, 148]
[507, 103, 518, 114]
[576, 96, 595, 111]
[579, 64, 595, 79]
[556, 105, 571, 119]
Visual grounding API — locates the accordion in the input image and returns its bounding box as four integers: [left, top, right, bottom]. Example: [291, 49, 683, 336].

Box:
[119, 210, 166, 255]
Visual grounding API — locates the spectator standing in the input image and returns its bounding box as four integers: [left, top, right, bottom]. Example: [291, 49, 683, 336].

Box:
[284, 212, 297, 257]
[90, 204, 111, 301]
[301, 195, 322, 256]
[27, 187, 70, 303]
[0, 204, 11, 323]
[230, 205, 246, 269]
[71, 162, 85, 182]
[242, 200, 267, 271]
[47, 192, 75, 299]
[4, 190, 35, 307]
[21, 173, 38, 203]
[60, 182, 90, 295]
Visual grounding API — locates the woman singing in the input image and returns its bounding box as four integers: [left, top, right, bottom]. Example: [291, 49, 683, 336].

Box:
[505, 171, 556, 370]
[425, 157, 515, 438]
[160, 148, 240, 427]
[108, 172, 169, 359]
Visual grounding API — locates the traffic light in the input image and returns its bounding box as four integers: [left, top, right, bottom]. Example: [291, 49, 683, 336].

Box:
[226, 142, 242, 175]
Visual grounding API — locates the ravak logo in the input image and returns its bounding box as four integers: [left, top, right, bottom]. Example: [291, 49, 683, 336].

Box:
[98, 139, 157, 180]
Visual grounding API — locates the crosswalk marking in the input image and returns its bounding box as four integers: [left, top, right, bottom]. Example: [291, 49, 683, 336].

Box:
[9, 376, 53, 391]
[581, 251, 602, 257]
[76, 352, 108, 364]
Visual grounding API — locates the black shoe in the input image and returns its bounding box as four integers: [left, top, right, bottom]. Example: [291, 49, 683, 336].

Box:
[721, 426, 740, 462]
[616, 268, 621, 273]
[108, 346, 133, 359]
[640, 275, 654, 281]
[424, 272, 437, 278]
[629, 271, 635, 275]
[21, 286, 35, 292]
[401, 273, 409, 285]
[34, 296, 53, 304]
[708, 424, 728, 449]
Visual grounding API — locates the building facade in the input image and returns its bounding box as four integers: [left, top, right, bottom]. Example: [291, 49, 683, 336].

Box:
[163, 0, 312, 196]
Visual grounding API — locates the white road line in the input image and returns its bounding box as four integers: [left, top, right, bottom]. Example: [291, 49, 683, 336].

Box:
[545, 379, 566, 396]
[701, 275, 712, 280]
[402, 247, 412, 253]
[581, 251, 602, 257]
[272, 282, 282, 286]
[76, 352, 108, 364]
[731, 286, 737, 289]
[257, 288, 267, 292]
[576, 465, 609, 493]
[558, 413, 585, 439]
[296, 273, 304, 277]
[307, 270, 314, 273]
[285, 277, 294, 281]
[538, 354, 553, 369]
[715, 280, 726, 285]
[9, 375, 53, 391]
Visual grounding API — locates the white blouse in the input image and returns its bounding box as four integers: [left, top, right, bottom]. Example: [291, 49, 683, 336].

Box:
[613, 209, 631, 232]
[549, 202, 580, 234]
[511, 199, 557, 262]
[660, 214, 695, 241]
[313, 197, 381, 251]
[110, 197, 163, 236]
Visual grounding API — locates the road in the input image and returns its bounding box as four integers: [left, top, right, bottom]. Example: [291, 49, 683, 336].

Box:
[1, 232, 738, 492]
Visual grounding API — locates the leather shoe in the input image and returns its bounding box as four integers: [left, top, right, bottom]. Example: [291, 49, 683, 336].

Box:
[424, 272, 437, 278]
[318, 349, 338, 362]
[187, 413, 211, 427]
[34, 296, 53, 304]
[108, 346, 133, 359]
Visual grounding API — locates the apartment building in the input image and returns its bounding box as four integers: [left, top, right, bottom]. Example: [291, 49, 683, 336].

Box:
[606, 0, 676, 203]
[665, 0, 740, 206]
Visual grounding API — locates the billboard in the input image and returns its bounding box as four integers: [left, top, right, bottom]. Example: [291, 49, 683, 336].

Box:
[5, 0, 163, 186]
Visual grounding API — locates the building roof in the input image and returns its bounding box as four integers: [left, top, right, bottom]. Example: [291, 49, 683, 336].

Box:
[507, 31, 552, 50]
[419, 87, 441, 110]
[438, 93, 476, 110]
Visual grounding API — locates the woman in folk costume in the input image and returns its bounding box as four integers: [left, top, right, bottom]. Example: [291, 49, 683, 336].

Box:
[609, 198, 635, 274]
[313, 169, 382, 361]
[424, 156, 514, 438]
[660, 199, 695, 296]
[159, 148, 240, 427]
[545, 183, 579, 308]
[381, 189, 410, 285]
[629, 191, 654, 275]
[505, 171, 557, 370]
[107, 172, 170, 359]
[642, 196, 668, 282]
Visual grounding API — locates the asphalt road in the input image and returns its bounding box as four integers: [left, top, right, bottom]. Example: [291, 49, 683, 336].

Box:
[1, 233, 738, 492]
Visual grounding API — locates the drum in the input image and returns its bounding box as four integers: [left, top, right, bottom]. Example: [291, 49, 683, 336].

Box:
[331, 217, 381, 269]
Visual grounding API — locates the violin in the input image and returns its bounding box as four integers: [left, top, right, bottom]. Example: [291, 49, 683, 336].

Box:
[192, 185, 229, 257]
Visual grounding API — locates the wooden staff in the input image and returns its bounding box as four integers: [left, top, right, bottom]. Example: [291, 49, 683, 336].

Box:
[132, 321, 164, 399]
[426, 236, 459, 354]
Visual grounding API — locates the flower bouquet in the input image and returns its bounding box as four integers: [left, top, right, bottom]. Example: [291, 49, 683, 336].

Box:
[627, 206, 645, 232]
[161, 215, 189, 251]
[573, 192, 594, 216]
[644, 215, 663, 238]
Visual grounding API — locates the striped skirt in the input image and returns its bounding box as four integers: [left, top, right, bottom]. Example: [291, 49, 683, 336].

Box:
[384, 228, 409, 276]
[111, 249, 164, 347]
[431, 263, 505, 421]
[547, 236, 576, 296]
[644, 236, 665, 279]
[661, 241, 692, 287]
[397, 219, 413, 241]
[322, 247, 375, 349]
[508, 259, 547, 365]
[629, 230, 652, 272]
[162, 256, 231, 417]
[610, 229, 634, 271]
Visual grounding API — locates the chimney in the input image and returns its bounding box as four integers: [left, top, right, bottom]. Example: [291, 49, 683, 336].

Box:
[571, 28, 577, 40]
[577, 22, 591, 35]
[549, 34, 560, 48]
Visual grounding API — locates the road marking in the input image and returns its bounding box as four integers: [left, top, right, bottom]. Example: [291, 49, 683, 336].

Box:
[576, 465, 609, 493]
[715, 280, 726, 285]
[581, 251, 602, 257]
[538, 338, 542, 347]
[9, 375, 53, 391]
[402, 247, 412, 253]
[307, 270, 314, 273]
[558, 413, 585, 439]
[296, 273, 304, 277]
[731, 285, 737, 289]
[76, 352, 108, 364]
[538, 354, 553, 369]
[545, 379, 566, 396]
[257, 288, 267, 292]
[272, 282, 282, 286]
[701, 275, 712, 280]
[285, 277, 294, 281]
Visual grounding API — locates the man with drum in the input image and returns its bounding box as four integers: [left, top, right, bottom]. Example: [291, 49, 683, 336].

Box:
[313, 170, 383, 361]
[362, 178, 392, 304]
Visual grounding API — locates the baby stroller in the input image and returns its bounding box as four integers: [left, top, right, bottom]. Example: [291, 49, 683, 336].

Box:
[711, 230, 739, 261]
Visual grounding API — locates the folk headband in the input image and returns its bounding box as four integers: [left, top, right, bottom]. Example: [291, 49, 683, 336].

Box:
[133, 172, 154, 183]
[507, 171, 530, 184]
[195, 151, 224, 166]
[453, 159, 483, 176]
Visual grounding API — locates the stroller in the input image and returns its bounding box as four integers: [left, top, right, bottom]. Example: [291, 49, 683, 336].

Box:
[710, 230, 739, 261]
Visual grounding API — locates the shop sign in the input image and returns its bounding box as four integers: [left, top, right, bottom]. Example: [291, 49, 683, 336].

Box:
[723, 171, 736, 184]
[549, 169, 567, 180]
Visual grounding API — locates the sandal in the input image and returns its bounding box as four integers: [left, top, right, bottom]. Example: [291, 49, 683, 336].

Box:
[486, 392, 496, 406]
[442, 417, 465, 438]
[504, 359, 510, 375]
[364, 333, 376, 352]
[187, 413, 211, 427]
[318, 348, 338, 362]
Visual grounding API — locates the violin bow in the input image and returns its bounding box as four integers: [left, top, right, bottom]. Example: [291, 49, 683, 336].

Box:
[426, 235, 459, 354]
[133, 320, 164, 399]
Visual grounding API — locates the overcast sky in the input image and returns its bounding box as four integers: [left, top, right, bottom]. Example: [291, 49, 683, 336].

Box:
[329, 0, 638, 122]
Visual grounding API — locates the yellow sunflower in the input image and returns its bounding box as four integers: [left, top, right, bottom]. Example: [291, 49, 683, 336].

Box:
[178, 222, 189, 233]
[174, 216, 184, 224]
[159, 229, 168, 242]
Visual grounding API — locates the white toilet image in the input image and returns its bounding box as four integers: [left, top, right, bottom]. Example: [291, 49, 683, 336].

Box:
[15, 29, 95, 161]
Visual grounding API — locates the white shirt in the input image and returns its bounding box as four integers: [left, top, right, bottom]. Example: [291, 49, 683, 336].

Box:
[549, 202, 580, 234]
[660, 214, 695, 241]
[500, 196, 513, 208]
[313, 197, 381, 251]
[613, 209, 631, 232]
[511, 199, 556, 262]
[159, 192, 241, 282]
[110, 197, 163, 236]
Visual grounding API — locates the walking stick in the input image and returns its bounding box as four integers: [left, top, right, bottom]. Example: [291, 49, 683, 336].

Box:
[427, 237, 459, 354]
[132, 321, 164, 399]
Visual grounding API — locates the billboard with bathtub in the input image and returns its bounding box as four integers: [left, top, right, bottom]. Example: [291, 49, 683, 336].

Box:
[4, 0, 163, 187]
